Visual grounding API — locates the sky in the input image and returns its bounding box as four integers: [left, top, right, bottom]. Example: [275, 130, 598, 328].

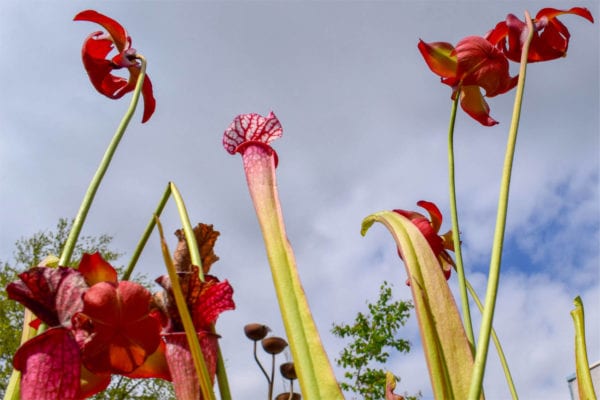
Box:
[0, 1, 598, 399]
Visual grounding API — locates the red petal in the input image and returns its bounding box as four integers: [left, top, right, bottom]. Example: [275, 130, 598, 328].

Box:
[74, 10, 130, 52]
[222, 112, 282, 154]
[128, 65, 156, 123]
[192, 280, 235, 330]
[78, 252, 118, 286]
[416, 200, 442, 233]
[14, 328, 80, 400]
[417, 39, 457, 79]
[76, 281, 160, 374]
[455, 36, 516, 97]
[78, 366, 111, 399]
[7, 267, 86, 327]
[80, 32, 130, 99]
[459, 85, 498, 126]
[535, 7, 594, 24]
[126, 340, 172, 380]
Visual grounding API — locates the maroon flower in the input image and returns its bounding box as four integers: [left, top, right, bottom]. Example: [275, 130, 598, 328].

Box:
[74, 10, 156, 123]
[394, 201, 455, 281]
[486, 7, 594, 62]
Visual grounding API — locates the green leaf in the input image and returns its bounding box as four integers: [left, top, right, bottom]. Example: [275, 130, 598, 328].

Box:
[362, 211, 474, 399]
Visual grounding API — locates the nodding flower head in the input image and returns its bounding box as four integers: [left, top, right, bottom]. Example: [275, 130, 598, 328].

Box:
[222, 112, 283, 165]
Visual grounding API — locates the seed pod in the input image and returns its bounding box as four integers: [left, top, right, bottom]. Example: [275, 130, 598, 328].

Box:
[244, 323, 270, 341]
[261, 336, 288, 355]
[279, 362, 297, 380]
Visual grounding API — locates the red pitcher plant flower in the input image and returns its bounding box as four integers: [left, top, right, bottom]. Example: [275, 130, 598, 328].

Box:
[394, 200, 455, 283]
[486, 7, 594, 63]
[74, 10, 156, 123]
[6, 252, 161, 400]
[418, 36, 518, 126]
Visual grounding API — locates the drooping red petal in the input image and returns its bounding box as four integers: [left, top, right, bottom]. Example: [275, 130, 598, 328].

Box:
[74, 10, 130, 52]
[192, 279, 235, 331]
[222, 112, 283, 155]
[80, 32, 131, 99]
[416, 200, 443, 233]
[459, 85, 498, 126]
[7, 267, 86, 327]
[128, 64, 157, 123]
[75, 281, 161, 374]
[535, 7, 594, 24]
[417, 39, 457, 79]
[13, 328, 80, 400]
[78, 252, 118, 286]
[163, 331, 220, 399]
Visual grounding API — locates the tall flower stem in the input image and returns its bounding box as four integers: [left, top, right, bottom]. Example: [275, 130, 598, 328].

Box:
[468, 12, 534, 400]
[59, 55, 148, 267]
[447, 89, 475, 351]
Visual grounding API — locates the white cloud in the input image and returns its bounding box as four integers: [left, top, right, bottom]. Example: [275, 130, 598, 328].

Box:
[0, 1, 597, 399]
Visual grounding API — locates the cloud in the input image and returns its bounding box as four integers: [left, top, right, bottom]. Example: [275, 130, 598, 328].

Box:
[0, 1, 597, 399]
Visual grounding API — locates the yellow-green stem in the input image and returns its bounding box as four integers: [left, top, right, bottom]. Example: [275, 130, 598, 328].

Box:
[169, 182, 204, 281]
[156, 217, 216, 400]
[468, 12, 534, 400]
[59, 56, 148, 267]
[447, 89, 475, 351]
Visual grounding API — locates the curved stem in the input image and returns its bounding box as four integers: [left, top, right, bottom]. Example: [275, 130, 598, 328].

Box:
[59, 55, 148, 267]
[468, 12, 534, 400]
[447, 89, 475, 351]
[254, 340, 272, 385]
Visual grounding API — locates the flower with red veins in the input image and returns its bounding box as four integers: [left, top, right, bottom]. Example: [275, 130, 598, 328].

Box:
[418, 36, 518, 126]
[486, 7, 594, 63]
[5, 252, 161, 399]
[394, 201, 455, 282]
[223, 111, 283, 165]
[154, 266, 235, 399]
[73, 280, 161, 375]
[74, 10, 156, 123]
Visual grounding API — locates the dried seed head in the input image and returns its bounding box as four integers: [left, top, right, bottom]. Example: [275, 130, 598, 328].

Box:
[279, 362, 297, 380]
[261, 336, 288, 355]
[244, 323, 270, 341]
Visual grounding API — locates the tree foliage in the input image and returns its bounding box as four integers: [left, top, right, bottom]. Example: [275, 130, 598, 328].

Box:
[0, 218, 174, 399]
[331, 281, 420, 400]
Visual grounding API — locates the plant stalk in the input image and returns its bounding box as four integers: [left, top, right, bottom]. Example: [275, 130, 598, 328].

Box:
[468, 12, 534, 400]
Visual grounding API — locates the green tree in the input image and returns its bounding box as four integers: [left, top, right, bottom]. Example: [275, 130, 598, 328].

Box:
[0, 218, 174, 399]
[331, 281, 420, 400]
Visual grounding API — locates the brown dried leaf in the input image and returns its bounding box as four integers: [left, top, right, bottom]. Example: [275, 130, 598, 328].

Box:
[172, 223, 220, 274]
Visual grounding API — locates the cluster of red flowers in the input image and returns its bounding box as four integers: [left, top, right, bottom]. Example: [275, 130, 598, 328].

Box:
[7, 224, 234, 400]
[418, 7, 594, 126]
